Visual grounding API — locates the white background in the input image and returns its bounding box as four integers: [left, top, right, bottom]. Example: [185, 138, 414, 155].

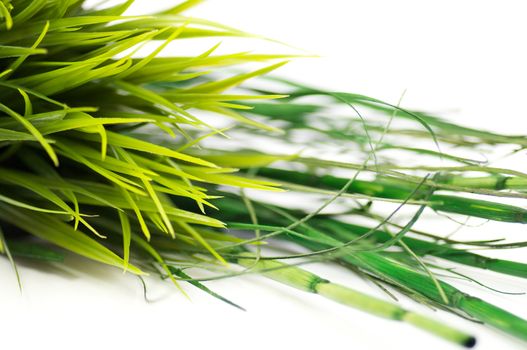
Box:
[2, 1, 527, 350]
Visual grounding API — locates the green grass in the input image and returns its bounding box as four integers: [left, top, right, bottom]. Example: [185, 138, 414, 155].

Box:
[1, 0, 527, 348]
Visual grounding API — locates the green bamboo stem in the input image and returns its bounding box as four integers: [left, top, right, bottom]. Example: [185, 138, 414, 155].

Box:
[312, 219, 527, 279]
[256, 167, 527, 223]
[437, 174, 527, 191]
[235, 252, 476, 348]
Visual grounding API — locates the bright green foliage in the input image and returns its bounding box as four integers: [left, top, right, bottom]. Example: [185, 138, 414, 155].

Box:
[1, 1, 527, 348]
[0, 0, 286, 273]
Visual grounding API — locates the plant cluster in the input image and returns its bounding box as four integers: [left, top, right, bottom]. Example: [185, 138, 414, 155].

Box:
[1, 1, 527, 347]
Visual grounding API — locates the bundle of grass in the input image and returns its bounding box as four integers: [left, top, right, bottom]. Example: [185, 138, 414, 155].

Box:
[1, 1, 527, 348]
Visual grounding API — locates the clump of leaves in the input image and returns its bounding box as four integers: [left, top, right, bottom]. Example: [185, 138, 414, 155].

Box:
[1, 1, 527, 348]
[0, 0, 288, 272]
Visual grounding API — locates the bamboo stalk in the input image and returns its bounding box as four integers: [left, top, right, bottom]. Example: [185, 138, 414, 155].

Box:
[437, 174, 527, 191]
[235, 252, 476, 348]
[256, 167, 527, 223]
[313, 219, 527, 279]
